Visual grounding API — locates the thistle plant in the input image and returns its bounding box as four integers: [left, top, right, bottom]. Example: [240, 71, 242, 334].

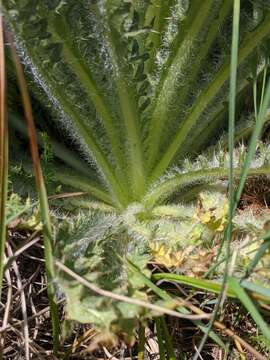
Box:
[2, 0, 270, 346]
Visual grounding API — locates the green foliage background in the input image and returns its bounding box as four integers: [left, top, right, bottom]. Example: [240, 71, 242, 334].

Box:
[3, 0, 270, 348]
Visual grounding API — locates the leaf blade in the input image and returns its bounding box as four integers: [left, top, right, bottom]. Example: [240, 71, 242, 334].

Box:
[228, 276, 270, 341]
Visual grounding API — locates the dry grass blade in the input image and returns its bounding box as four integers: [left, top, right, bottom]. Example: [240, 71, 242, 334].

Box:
[0, 228, 67, 358]
[0, 14, 8, 301]
[181, 299, 267, 360]
[0, 15, 8, 360]
[102, 347, 120, 360]
[0, 264, 12, 353]
[6, 31, 60, 352]
[0, 297, 65, 335]
[145, 327, 159, 358]
[48, 191, 86, 201]
[6, 243, 30, 360]
[4, 234, 40, 271]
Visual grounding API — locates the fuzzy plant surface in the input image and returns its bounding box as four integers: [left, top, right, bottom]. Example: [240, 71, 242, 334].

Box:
[3, 0, 270, 339]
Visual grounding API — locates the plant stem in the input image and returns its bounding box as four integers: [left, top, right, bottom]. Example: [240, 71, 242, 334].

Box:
[193, 1, 241, 358]
[7, 31, 60, 354]
[0, 13, 8, 303]
[156, 318, 166, 360]
[137, 323, 145, 360]
[161, 317, 176, 360]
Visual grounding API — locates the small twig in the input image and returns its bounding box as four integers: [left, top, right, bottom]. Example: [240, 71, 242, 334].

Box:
[0, 299, 65, 334]
[23, 254, 45, 263]
[102, 347, 120, 360]
[28, 342, 48, 360]
[29, 284, 39, 340]
[0, 263, 12, 352]
[48, 191, 86, 201]
[4, 235, 40, 271]
[144, 327, 159, 356]
[5, 325, 25, 357]
[55, 260, 210, 321]
[214, 321, 265, 360]
[234, 338, 246, 360]
[71, 328, 96, 351]
[194, 345, 204, 360]
[181, 299, 266, 360]
[10, 264, 41, 301]
[6, 243, 30, 360]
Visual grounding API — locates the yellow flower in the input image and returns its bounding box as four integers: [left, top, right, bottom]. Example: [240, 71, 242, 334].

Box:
[193, 192, 228, 232]
[149, 243, 193, 268]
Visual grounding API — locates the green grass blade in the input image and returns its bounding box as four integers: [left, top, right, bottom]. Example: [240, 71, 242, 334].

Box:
[152, 273, 237, 298]
[160, 317, 176, 360]
[244, 237, 270, 280]
[259, 58, 268, 113]
[253, 77, 258, 120]
[228, 276, 270, 340]
[127, 260, 226, 349]
[227, 0, 241, 272]
[0, 15, 8, 301]
[8, 32, 60, 353]
[251, 54, 258, 121]
[193, 2, 241, 358]
[156, 318, 166, 360]
[241, 281, 270, 301]
[153, 273, 270, 304]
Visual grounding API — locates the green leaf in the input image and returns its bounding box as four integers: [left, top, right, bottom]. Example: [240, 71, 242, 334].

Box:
[150, 12, 270, 181]
[144, 166, 270, 209]
[152, 273, 237, 298]
[147, 1, 231, 169]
